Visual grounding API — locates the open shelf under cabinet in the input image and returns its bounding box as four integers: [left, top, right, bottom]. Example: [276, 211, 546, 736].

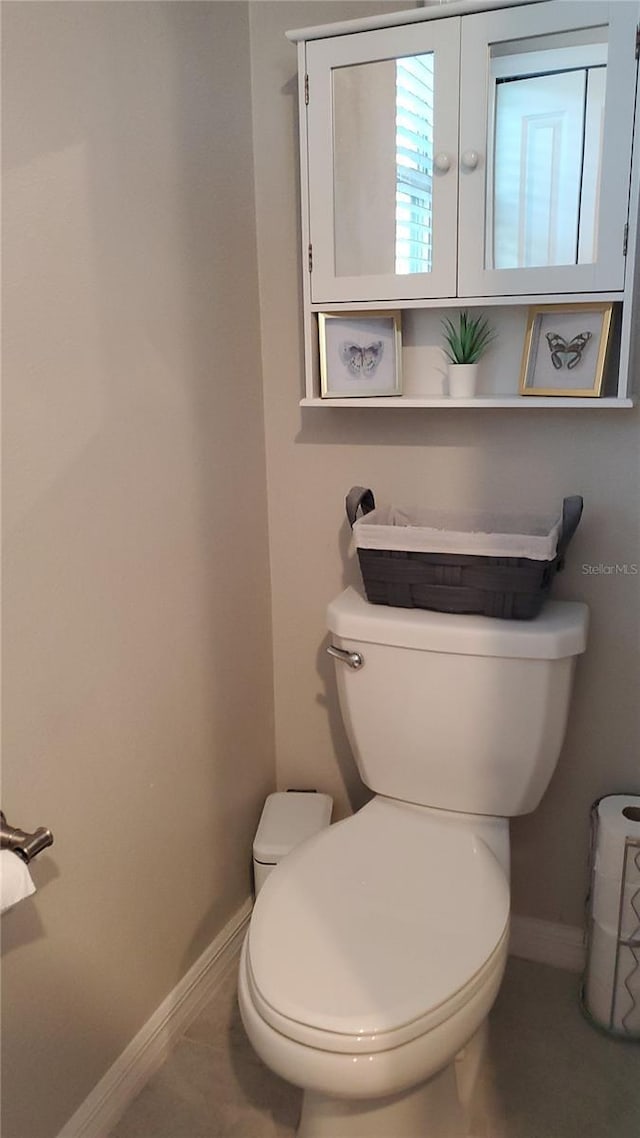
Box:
[300, 396, 634, 408]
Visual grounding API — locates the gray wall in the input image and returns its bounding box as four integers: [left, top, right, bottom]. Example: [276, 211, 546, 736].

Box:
[2, 5, 274, 1137]
[250, 0, 640, 926]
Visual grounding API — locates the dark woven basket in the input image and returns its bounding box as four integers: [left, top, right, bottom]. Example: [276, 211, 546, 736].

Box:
[347, 488, 583, 621]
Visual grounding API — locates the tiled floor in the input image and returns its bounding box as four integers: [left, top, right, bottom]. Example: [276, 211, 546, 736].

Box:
[110, 957, 640, 1138]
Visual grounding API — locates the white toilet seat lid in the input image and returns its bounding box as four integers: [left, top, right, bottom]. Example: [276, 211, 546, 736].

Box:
[248, 797, 509, 1042]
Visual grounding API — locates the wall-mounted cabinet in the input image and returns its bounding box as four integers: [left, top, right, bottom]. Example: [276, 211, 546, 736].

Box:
[288, 0, 640, 407]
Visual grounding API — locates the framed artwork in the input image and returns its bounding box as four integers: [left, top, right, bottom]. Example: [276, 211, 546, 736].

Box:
[318, 312, 402, 398]
[519, 303, 613, 397]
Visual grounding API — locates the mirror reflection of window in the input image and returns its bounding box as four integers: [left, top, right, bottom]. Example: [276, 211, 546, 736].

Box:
[395, 54, 434, 275]
[489, 30, 607, 271]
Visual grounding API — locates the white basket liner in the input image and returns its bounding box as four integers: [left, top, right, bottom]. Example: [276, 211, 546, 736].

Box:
[352, 505, 562, 561]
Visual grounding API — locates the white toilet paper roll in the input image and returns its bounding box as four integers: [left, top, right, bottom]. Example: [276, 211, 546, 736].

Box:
[1, 850, 36, 914]
[585, 920, 640, 1035]
[593, 796, 640, 882]
[591, 870, 640, 939]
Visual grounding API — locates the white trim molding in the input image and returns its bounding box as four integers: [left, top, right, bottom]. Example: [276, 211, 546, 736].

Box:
[286, 0, 543, 43]
[56, 898, 252, 1138]
[509, 915, 586, 975]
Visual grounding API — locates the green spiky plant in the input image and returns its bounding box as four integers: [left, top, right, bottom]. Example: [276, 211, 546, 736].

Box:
[441, 311, 496, 364]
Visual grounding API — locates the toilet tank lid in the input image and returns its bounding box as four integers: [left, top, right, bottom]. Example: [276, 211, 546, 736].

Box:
[327, 588, 588, 660]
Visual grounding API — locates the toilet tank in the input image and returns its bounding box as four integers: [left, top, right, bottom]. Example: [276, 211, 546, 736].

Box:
[327, 588, 588, 817]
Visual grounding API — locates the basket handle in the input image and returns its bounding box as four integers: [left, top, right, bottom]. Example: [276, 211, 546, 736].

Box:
[346, 487, 376, 528]
[556, 496, 584, 570]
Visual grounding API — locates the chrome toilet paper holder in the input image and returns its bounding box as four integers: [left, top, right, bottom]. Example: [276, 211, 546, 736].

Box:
[0, 811, 54, 864]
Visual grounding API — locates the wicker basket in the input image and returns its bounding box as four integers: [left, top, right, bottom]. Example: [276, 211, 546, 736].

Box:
[346, 487, 583, 620]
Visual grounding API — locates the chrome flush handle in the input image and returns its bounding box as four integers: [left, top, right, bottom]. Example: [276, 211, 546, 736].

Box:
[327, 645, 364, 670]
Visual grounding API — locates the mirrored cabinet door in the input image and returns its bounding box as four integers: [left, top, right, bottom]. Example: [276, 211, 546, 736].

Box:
[458, 1, 638, 297]
[305, 19, 460, 303]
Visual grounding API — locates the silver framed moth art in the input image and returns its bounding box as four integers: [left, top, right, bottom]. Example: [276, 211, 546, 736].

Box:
[519, 303, 613, 398]
[318, 312, 402, 398]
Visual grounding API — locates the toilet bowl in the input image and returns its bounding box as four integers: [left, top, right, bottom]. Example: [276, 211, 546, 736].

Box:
[239, 588, 588, 1136]
[239, 796, 510, 1136]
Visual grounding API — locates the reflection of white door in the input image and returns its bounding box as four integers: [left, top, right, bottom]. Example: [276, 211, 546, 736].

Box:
[493, 68, 606, 270]
[494, 71, 587, 270]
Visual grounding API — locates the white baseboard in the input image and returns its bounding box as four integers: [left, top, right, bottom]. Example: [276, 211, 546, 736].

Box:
[509, 915, 585, 974]
[57, 897, 252, 1138]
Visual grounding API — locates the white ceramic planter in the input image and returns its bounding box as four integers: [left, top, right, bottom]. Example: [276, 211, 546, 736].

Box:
[448, 363, 478, 398]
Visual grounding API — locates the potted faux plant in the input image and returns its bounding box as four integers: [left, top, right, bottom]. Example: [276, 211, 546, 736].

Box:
[442, 311, 496, 397]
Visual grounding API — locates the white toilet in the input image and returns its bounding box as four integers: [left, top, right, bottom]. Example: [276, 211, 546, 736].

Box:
[239, 587, 589, 1138]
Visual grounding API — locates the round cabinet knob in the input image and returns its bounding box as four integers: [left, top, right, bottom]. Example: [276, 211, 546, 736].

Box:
[462, 149, 480, 171]
[434, 152, 451, 173]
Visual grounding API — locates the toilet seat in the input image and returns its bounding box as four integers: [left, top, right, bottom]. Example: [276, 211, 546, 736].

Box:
[247, 796, 509, 1054]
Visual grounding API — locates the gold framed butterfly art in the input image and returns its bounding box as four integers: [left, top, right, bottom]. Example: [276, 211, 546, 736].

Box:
[318, 312, 402, 398]
[519, 303, 613, 398]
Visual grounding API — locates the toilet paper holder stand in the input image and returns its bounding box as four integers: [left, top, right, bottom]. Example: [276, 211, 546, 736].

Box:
[584, 815, 640, 1038]
[608, 836, 640, 1033]
[0, 811, 54, 864]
